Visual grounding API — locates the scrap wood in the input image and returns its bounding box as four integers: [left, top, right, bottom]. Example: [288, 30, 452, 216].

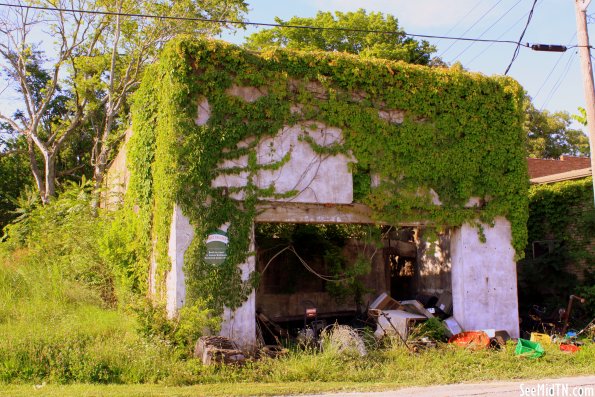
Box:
[194, 336, 245, 366]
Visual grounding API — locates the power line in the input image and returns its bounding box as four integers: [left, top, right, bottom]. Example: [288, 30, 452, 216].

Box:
[410, 2, 485, 65]
[533, 32, 576, 102]
[504, 0, 539, 75]
[432, 2, 484, 47]
[0, 2, 532, 48]
[451, 0, 523, 63]
[465, 8, 532, 67]
[438, 0, 506, 59]
[540, 52, 576, 110]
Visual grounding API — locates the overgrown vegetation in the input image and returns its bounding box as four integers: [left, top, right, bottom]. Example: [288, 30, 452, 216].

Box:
[518, 177, 595, 319]
[128, 38, 528, 313]
[0, 182, 217, 384]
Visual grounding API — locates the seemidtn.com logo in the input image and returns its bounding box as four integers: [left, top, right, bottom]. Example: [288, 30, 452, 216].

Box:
[520, 383, 595, 397]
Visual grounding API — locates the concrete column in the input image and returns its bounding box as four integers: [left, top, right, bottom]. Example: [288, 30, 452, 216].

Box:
[166, 205, 195, 317]
[451, 217, 520, 338]
[220, 225, 257, 349]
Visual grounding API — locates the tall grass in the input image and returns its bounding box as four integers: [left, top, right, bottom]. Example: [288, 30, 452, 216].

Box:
[0, 183, 199, 384]
[0, 183, 593, 387]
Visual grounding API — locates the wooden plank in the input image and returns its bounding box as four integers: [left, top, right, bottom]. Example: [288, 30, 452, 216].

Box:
[255, 201, 428, 226]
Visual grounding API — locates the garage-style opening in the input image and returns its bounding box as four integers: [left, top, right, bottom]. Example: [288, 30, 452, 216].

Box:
[254, 222, 453, 345]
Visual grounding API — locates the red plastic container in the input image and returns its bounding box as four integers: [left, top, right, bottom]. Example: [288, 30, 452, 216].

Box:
[448, 331, 490, 350]
[560, 344, 580, 353]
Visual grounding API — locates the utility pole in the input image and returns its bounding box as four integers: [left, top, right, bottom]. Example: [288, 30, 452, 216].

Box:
[574, 0, 595, 206]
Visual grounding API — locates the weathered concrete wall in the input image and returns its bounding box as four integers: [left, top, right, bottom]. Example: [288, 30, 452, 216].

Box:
[451, 217, 520, 337]
[165, 205, 194, 317]
[212, 120, 354, 204]
[220, 227, 256, 349]
[103, 129, 132, 208]
[206, 87, 354, 204]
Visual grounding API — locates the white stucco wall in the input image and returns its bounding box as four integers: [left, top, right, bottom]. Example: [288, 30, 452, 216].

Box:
[165, 205, 194, 317]
[158, 85, 522, 347]
[450, 217, 520, 338]
[219, 227, 256, 349]
[211, 120, 354, 204]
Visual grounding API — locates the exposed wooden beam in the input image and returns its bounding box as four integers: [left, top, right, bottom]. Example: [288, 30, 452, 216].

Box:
[255, 201, 428, 226]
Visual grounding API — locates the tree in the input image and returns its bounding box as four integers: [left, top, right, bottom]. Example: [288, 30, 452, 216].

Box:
[524, 101, 590, 159]
[0, 136, 32, 230]
[244, 9, 439, 65]
[0, 0, 248, 204]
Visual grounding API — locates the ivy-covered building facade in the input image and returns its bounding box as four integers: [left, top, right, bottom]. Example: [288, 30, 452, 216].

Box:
[108, 38, 529, 347]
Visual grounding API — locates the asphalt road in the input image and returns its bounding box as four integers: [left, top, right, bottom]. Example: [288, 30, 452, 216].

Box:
[290, 376, 595, 397]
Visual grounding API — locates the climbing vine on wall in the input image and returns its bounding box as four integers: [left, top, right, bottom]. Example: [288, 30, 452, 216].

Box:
[518, 177, 594, 311]
[127, 37, 528, 312]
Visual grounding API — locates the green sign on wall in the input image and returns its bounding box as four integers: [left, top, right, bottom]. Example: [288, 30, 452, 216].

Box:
[204, 229, 229, 265]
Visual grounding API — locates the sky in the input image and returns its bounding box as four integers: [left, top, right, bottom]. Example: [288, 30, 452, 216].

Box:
[219, 0, 591, 121]
[0, 0, 592, 125]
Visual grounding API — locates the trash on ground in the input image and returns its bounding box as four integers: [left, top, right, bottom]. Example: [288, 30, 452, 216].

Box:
[258, 344, 289, 359]
[530, 332, 552, 345]
[560, 343, 580, 353]
[372, 309, 426, 340]
[443, 316, 463, 337]
[194, 336, 245, 365]
[489, 336, 506, 349]
[515, 338, 545, 359]
[448, 331, 490, 350]
[400, 300, 435, 318]
[495, 330, 511, 341]
[369, 292, 402, 311]
[320, 324, 367, 357]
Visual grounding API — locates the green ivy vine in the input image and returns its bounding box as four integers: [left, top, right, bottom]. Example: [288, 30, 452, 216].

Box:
[126, 37, 529, 312]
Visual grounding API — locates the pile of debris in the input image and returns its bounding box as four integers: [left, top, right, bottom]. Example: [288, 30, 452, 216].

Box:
[367, 292, 512, 351]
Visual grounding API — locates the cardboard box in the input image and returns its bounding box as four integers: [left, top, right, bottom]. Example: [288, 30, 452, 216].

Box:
[369, 292, 402, 311]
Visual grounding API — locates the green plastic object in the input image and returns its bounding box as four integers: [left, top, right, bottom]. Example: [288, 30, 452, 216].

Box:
[515, 338, 545, 358]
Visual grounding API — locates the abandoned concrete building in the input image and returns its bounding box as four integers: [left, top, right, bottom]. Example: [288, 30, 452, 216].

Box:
[107, 38, 529, 348]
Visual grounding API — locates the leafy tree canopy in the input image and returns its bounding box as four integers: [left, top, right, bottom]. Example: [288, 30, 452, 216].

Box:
[244, 9, 439, 65]
[525, 100, 590, 159]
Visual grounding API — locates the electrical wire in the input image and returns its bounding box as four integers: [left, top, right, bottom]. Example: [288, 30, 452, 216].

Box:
[465, 8, 532, 67]
[451, 0, 523, 63]
[259, 244, 353, 282]
[0, 2, 532, 48]
[438, 0, 506, 59]
[540, 52, 577, 110]
[431, 2, 484, 48]
[533, 32, 576, 102]
[504, 0, 539, 75]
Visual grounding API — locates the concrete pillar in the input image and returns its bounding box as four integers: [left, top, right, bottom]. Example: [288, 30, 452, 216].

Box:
[451, 217, 520, 338]
[166, 205, 195, 317]
[220, 226, 256, 349]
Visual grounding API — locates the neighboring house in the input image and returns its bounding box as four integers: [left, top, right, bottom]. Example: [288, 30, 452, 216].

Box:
[107, 38, 529, 347]
[522, 155, 593, 287]
[528, 155, 591, 182]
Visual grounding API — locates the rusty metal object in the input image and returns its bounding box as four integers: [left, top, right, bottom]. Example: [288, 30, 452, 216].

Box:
[561, 295, 586, 336]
